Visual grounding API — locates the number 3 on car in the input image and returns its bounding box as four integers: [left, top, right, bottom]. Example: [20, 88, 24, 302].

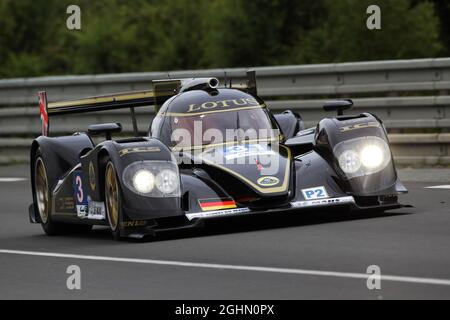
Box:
[73, 172, 88, 217]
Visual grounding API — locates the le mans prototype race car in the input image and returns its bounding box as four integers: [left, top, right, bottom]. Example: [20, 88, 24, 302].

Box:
[29, 72, 407, 240]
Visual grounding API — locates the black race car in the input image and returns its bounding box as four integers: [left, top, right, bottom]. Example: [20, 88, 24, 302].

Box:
[29, 72, 407, 240]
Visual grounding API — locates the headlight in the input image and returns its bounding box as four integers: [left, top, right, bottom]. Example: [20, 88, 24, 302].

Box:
[334, 137, 391, 178]
[123, 161, 181, 197]
[156, 169, 179, 194]
[132, 170, 155, 194]
[338, 150, 361, 174]
[360, 145, 384, 169]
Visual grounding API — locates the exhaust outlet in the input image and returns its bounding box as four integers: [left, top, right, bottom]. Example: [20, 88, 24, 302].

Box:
[208, 78, 219, 89]
[180, 78, 220, 93]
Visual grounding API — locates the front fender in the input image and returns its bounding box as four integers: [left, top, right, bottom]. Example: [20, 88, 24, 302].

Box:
[30, 134, 93, 190]
[82, 138, 183, 220]
[314, 113, 403, 196]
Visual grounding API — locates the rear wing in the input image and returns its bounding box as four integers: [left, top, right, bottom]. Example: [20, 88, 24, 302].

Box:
[37, 71, 257, 137]
[38, 80, 181, 136]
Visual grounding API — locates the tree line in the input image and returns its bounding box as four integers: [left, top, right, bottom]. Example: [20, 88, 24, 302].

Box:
[0, 0, 448, 78]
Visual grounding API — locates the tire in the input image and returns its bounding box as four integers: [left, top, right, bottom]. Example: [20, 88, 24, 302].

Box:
[33, 149, 92, 236]
[105, 161, 123, 240]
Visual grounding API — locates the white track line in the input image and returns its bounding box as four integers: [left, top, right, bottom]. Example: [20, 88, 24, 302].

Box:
[425, 185, 450, 189]
[1, 249, 450, 287]
[0, 178, 27, 182]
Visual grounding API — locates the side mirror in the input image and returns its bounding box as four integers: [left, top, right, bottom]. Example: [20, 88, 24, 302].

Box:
[88, 123, 122, 140]
[273, 109, 304, 140]
[323, 99, 353, 116]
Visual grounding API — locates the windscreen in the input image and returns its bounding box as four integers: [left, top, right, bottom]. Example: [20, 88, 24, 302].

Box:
[170, 107, 279, 148]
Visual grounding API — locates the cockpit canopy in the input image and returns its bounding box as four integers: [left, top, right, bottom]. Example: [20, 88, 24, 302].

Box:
[152, 89, 280, 148]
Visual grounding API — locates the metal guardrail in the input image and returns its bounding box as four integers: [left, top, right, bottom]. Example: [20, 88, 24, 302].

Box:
[0, 58, 449, 165]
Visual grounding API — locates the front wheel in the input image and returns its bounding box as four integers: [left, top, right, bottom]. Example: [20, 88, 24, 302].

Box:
[105, 161, 123, 240]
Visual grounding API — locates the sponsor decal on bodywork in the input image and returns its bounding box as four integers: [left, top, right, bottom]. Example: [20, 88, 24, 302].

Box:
[198, 198, 237, 212]
[38, 92, 49, 136]
[257, 176, 280, 187]
[56, 197, 75, 211]
[73, 172, 88, 217]
[121, 220, 147, 228]
[302, 186, 329, 200]
[340, 121, 380, 133]
[88, 161, 96, 191]
[223, 144, 275, 161]
[72, 171, 105, 220]
[186, 207, 251, 221]
[291, 196, 355, 208]
[184, 98, 260, 114]
[119, 147, 161, 157]
[87, 201, 105, 220]
[186, 196, 356, 221]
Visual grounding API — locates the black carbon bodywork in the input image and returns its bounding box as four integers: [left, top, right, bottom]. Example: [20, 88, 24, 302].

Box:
[29, 83, 407, 239]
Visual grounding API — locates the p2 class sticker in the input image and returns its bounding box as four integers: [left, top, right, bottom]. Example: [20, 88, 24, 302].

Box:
[302, 186, 329, 200]
[73, 171, 88, 218]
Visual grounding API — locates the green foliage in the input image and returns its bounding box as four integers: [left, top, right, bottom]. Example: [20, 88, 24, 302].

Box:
[428, 0, 450, 55]
[293, 0, 443, 63]
[0, 0, 447, 78]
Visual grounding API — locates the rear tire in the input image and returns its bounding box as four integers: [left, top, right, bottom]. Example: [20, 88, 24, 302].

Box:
[33, 149, 92, 236]
[105, 161, 123, 240]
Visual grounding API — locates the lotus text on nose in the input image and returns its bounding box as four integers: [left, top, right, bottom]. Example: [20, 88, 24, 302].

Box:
[187, 98, 259, 113]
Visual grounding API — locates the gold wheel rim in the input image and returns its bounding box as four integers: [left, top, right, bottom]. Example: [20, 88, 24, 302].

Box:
[105, 163, 119, 231]
[35, 158, 49, 224]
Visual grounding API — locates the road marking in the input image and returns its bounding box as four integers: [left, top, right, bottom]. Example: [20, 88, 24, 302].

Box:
[1, 249, 450, 287]
[0, 178, 27, 182]
[425, 185, 450, 189]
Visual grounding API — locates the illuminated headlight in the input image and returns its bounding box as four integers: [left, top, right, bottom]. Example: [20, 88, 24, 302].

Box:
[123, 161, 180, 197]
[360, 145, 384, 169]
[334, 137, 391, 178]
[132, 170, 155, 194]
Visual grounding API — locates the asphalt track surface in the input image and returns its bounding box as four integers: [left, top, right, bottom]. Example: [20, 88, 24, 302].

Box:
[0, 165, 450, 300]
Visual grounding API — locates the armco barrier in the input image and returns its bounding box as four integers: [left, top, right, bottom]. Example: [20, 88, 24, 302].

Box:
[0, 58, 449, 165]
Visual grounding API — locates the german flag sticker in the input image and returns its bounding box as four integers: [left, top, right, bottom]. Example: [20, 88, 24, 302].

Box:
[198, 198, 237, 212]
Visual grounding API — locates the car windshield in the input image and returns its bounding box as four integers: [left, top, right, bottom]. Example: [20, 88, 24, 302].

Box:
[170, 107, 279, 148]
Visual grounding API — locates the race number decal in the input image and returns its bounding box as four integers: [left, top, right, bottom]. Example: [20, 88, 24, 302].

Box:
[302, 186, 329, 200]
[73, 172, 88, 217]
